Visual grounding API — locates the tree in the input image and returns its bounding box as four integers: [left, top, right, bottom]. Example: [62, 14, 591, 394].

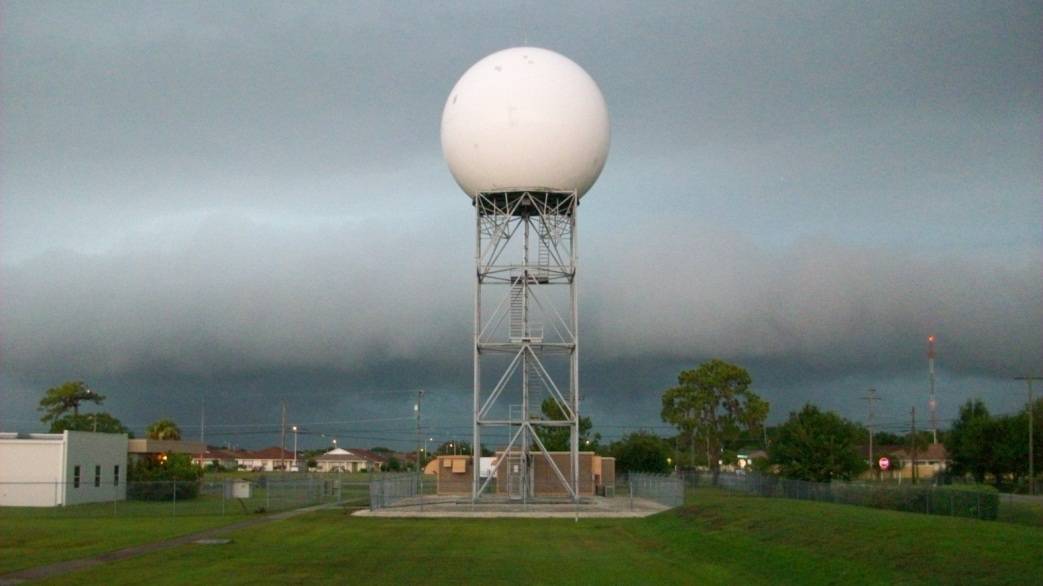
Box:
[127, 453, 203, 501]
[49, 413, 129, 434]
[38, 381, 105, 424]
[610, 431, 671, 474]
[436, 440, 472, 455]
[990, 413, 1028, 488]
[383, 456, 402, 471]
[947, 399, 993, 484]
[534, 397, 601, 452]
[146, 418, 182, 440]
[661, 359, 768, 482]
[873, 432, 904, 446]
[769, 404, 868, 482]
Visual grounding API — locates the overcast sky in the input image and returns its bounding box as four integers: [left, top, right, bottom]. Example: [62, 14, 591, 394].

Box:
[2, 2, 1039, 450]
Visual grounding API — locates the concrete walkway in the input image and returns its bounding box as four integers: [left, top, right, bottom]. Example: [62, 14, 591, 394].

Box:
[0, 502, 342, 585]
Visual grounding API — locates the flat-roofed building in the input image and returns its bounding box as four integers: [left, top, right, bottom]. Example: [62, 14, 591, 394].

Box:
[434, 452, 615, 498]
[0, 431, 127, 507]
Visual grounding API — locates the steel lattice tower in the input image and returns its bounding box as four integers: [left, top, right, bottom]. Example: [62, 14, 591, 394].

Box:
[472, 190, 580, 502]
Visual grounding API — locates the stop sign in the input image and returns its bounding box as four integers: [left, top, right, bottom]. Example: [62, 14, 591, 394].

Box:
[878, 456, 890, 470]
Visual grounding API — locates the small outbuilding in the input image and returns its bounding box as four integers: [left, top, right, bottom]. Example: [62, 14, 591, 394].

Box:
[433, 452, 615, 498]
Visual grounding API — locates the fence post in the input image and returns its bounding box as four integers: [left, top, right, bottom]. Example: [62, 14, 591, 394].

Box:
[172, 480, 177, 517]
[221, 479, 226, 515]
[629, 479, 634, 511]
[266, 479, 271, 511]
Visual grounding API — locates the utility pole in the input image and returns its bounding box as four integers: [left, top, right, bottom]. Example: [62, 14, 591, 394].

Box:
[928, 335, 938, 444]
[280, 401, 287, 472]
[862, 389, 880, 475]
[415, 390, 424, 505]
[910, 406, 918, 485]
[199, 393, 206, 468]
[1014, 376, 1040, 496]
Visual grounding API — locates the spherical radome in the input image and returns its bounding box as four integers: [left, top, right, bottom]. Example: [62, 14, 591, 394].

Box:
[441, 47, 610, 199]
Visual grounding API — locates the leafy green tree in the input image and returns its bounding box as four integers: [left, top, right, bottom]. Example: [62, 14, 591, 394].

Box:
[873, 432, 904, 446]
[534, 397, 601, 452]
[436, 440, 472, 455]
[146, 418, 182, 440]
[610, 431, 671, 474]
[947, 399, 993, 483]
[127, 453, 203, 501]
[383, 456, 402, 471]
[769, 404, 868, 482]
[38, 381, 104, 424]
[661, 359, 768, 482]
[49, 413, 129, 434]
[990, 413, 1028, 488]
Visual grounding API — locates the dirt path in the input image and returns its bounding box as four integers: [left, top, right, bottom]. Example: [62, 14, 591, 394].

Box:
[0, 503, 342, 585]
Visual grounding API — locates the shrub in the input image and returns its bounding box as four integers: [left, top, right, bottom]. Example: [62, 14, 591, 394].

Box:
[837, 482, 998, 520]
[127, 453, 203, 501]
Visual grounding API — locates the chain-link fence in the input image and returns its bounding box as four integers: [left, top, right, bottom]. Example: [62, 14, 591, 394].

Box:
[368, 472, 420, 511]
[626, 472, 685, 508]
[0, 474, 369, 518]
[684, 470, 1002, 521]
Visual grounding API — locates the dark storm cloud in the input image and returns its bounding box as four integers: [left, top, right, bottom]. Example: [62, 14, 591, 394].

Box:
[3, 211, 1037, 381]
[1, 2, 1039, 435]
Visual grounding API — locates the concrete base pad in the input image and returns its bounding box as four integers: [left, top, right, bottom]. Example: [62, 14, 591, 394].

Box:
[353, 496, 668, 518]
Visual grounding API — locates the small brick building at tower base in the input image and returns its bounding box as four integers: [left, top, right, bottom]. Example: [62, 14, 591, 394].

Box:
[434, 452, 614, 498]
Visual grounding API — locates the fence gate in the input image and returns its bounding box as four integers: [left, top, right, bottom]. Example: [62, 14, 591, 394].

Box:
[507, 455, 524, 500]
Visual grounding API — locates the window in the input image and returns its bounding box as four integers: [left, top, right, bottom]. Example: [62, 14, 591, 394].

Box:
[114, 465, 120, 487]
[94, 465, 101, 487]
[73, 465, 81, 488]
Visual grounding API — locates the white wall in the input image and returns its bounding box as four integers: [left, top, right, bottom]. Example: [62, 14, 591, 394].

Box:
[63, 431, 128, 506]
[0, 433, 65, 507]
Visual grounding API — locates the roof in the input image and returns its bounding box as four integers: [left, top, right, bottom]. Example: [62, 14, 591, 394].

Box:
[316, 447, 387, 464]
[239, 447, 297, 460]
[193, 448, 241, 460]
[128, 438, 205, 454]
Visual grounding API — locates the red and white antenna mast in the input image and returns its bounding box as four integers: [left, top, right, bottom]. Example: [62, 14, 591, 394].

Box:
[928, 335, 938, 444]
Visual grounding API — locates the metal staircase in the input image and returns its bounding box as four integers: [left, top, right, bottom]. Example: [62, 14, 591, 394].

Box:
[509, 279, 525, 341]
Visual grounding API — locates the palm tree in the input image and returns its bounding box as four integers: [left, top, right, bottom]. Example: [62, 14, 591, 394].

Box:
[146, 418, 182, 441]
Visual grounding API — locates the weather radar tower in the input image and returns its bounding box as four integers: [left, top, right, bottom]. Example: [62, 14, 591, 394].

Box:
[441, 47, 610, 503]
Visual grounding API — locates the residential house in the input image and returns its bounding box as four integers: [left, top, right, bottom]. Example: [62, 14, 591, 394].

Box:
[237, 447, 298, 471]
[313, 447, 386, 473]
[191, 447, 242, 470]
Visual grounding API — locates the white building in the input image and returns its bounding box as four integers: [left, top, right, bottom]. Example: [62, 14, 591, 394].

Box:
[313, 448, 385, 472]
[0, 431, 128, 507]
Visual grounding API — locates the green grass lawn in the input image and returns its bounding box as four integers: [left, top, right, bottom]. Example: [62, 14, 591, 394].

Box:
[31, 489, 1041, 585]
[997, 498, 1043, 527]
[0, 515, 244, 575]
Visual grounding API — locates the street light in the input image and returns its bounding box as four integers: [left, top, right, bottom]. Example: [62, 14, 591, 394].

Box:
[292, 425, 299, 471]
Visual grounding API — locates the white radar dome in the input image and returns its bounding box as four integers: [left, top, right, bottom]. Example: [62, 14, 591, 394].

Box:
[441, 47, 610, 198]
